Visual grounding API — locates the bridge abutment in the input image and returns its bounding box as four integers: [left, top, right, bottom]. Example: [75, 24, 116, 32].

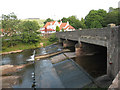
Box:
[75, 43, 83, 56]
[58, 38, 63, 43]
[63, 40, 76, 48]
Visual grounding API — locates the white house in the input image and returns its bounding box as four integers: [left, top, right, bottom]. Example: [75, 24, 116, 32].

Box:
[40, 21, 75, 33]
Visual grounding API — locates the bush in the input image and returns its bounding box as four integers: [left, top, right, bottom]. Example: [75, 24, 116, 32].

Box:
[62, 28, 64, 32]
[56, 26, 60, 32]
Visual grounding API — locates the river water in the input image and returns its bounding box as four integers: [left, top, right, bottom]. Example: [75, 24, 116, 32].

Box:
[1, 44, 107, 88]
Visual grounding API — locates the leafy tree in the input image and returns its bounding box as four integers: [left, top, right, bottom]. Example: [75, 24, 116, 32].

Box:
[60, 16, 86, 29]
[2, 12, 20, 36]
[104, 7, 119, 26]
[2, 12, 20, 47]
[56, 26, 60, 32]
[109, 7, 114, 12]
[19, 21, 40, 43]
[67, 16, 82, 29]
[62, 28, 64, 32]
[61, 17, 68, 23]
[85, 9, 107, 28]
[79, 18, 86, 29]
[44, 18, 54, 24]
[90, 21, 102, 28]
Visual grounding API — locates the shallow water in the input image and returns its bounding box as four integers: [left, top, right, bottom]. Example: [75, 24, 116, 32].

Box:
[2, 44, 107, 88]
[1, 44, 63, 65]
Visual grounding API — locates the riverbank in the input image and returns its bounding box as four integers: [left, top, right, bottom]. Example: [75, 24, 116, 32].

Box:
[1, 41, 58, 55]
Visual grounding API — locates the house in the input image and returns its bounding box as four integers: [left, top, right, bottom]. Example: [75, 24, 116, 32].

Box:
[40, 21, 75, 33]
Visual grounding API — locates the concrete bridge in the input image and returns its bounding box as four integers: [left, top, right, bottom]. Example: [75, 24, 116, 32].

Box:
[56, 26, 120, 79]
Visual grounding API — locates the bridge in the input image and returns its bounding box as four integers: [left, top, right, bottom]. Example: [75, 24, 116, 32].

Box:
[56, 26, 120, 79]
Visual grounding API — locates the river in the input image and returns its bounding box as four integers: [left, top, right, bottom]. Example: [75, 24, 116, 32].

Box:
[1, 44, 107, 88]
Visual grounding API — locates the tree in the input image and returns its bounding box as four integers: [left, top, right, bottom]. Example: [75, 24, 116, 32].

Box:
[104, 7, 119, 26]
[60, 16, 86, 29]
[2, 12, 20, 36]
[61, 17, 68, 23]
[44, 18, 54, 24]
[67, 16, 81, 29]
[90, 21, 102, 28]
[85, 9, 107, 28]
[62, 28, 64, 32]
[79, 18, 86, 29]
[19, 21, 40, 43]
[109, 7, 114, 12]
[2, 12, 20, 47]
[56, 26, 60, 32]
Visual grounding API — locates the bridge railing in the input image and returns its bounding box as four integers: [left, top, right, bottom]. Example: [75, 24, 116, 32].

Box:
[56, 27, 111, 41]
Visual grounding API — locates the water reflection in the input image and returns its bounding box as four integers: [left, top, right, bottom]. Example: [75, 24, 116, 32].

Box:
[2, 44, 63, 65]
[72, 53, 107, 78]
[2, 49, 34, 65]
[13, 64, 34, 88]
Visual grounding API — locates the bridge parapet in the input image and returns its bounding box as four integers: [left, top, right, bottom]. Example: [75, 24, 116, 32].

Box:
[56, 27, 111, 46]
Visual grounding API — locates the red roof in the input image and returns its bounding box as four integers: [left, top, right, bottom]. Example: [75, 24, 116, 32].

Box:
[43, 21, 56, 28]
[64, 25, 75, 30]
[43, 21, 75, 31]
[60, 23, 67, 30]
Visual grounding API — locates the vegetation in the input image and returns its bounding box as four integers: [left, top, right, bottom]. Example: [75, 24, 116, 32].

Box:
[44, 18, 54, 25]
[62, 28, 64, 32]
[18, 20, 40, 43]
[43, 7, 119, 29]
[1, 13, 58, 53]
[58, 7, 119, 29]
[48, 33, 58, 42]
[103, 7, 120, 26]
[85, 9, 107, 28]
[56, 26, 60, 32]
[22, 19, 45, 27]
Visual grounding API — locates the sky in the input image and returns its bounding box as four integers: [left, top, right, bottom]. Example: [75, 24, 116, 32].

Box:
[0, 0, 119, 20]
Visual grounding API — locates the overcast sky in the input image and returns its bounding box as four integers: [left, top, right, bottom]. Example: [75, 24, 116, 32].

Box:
[0, 0, 119, 20]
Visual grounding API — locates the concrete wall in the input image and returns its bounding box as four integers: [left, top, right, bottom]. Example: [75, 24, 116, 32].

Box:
[107, 26, 119, 78]
[56, 26, 120, 78]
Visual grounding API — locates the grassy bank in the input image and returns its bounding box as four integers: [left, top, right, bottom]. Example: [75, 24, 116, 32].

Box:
[2, 36, 58, 53]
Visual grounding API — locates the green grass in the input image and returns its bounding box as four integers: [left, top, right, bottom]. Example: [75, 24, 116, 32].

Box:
[2, 43, 41, 52]
[2, 37, 58, 53]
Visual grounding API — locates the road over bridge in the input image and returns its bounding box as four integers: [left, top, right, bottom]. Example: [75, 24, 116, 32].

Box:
[56, 26, 120, 79]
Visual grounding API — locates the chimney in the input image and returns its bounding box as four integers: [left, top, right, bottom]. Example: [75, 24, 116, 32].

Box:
[67, 21, 69, 25]
[60, 20, 62, 25]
